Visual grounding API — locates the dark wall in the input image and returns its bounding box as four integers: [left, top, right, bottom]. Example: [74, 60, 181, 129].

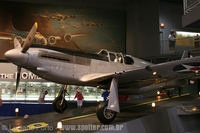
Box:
[125, 0, 160, 57]
[7, 0, 198, 58]
[159, 1, 184, 43]
[159, 1, 200, 54]
[0, 0, 126, 60]
[3, 0, 125, 10]
[3, 0, 161, 58]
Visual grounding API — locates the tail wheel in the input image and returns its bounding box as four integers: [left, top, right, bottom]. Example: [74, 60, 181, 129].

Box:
[96, 101, 117, 124]
[52, 96, 67, 113]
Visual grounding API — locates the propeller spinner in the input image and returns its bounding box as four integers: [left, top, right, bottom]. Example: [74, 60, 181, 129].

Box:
[5, 22, 38, 93]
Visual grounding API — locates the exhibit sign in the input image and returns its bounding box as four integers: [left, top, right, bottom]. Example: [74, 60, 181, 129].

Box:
[0, 63, 45, 82]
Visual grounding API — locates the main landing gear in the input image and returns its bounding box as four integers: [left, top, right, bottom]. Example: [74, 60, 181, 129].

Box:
[52, 85, 68, 113]
[166, 87, 182, 98]
[96, 101, 117, 124]
[178, 87, 182, 96]
[167, 91, 173, 98]
[96, 78, 119, 124]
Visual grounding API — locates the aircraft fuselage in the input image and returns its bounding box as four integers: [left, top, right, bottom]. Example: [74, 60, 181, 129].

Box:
[5, 47, 150, 88]
[5, 46, 196, 94]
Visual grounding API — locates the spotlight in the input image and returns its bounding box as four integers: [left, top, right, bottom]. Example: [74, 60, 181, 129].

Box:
[15, 108, 19, 117]
[57, 121, 62, 133]
[160, 23, 164, 28]
[152, 102, 156, 112]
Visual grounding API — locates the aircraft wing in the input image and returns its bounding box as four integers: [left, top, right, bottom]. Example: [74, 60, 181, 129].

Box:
[0, 36, 12, 41]
[118, 56, 200, 84]
[80, 72, 114, 82]
[79, 56, 200, 87]
[0, 32, 13, 41]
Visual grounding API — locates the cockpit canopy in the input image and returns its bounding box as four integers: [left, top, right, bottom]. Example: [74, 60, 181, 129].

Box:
[97, 49, 134, 65]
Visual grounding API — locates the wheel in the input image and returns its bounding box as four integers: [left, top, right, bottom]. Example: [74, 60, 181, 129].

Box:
[52, 96, 67, 113]
[96, 101, 117, 124]
[167, 91, 173, 98]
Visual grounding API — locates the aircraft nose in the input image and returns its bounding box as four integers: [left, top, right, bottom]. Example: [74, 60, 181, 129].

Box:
[4, 49, 28, 67]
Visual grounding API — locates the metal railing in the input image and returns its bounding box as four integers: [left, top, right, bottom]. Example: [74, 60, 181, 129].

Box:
[184, 0, 200, 14]
[160, 38, 198, 54]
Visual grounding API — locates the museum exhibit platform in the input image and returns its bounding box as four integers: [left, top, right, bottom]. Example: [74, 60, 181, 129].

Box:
[96, 98, 200, 133]
[0, 123, 12, 133]
[0, 102, 54, 116]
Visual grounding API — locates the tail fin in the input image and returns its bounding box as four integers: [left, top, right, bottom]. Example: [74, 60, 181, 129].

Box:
[44, 9, 49, 15]
[14, 38, 22, 49]
[6, 14, 16, 30]
[181, 50, 193, 59]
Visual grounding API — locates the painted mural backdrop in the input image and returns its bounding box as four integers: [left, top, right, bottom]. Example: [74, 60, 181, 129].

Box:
[0, 2, 125, 60]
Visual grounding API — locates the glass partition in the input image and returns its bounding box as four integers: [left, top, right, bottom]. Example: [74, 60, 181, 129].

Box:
[160, 31, 200, 54]
[0, 81, 104, 101]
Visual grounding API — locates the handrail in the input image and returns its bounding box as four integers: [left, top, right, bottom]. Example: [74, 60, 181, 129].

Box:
[184, 0, 200, 14]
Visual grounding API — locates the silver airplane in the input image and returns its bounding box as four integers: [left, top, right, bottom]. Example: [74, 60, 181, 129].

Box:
[4, 22, 200, 124]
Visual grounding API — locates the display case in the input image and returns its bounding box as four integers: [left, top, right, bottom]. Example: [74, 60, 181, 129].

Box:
[0, 81, 104, 101]
[0, 63, 104, 102]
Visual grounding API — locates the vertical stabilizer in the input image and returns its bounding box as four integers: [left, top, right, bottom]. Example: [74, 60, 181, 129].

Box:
[6, 15, 16, 30]
[181, 50, 193, 59]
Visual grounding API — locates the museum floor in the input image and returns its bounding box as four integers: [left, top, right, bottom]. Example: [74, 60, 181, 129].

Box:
[0, 93, 200, 133]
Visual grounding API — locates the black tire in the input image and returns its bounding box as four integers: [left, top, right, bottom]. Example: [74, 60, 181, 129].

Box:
[96, 101, 117, 124]
[52, 97, 67, 113]
[167, 91, 173, 98]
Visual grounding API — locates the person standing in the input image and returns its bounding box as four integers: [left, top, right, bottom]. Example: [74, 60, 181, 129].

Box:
[118, 94, 130, 102]
[0, 97, 2, 106]
[194, 34, 200, 50]
[38, 90, 48, 103]
[102, 90, 109, 101]
[168, 30, 176, 52]
[74, 89, 84, 108]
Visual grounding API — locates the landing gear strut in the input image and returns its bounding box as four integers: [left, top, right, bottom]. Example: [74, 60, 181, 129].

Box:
[167, 91, 173, 98]
[52, 85, 68, 113]
[96, 101, 117, 124]
[178, 87, 182, 96]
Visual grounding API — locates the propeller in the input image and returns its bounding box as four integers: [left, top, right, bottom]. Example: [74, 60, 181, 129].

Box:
[21, 22, 38, 53]
[15, 22, 38, 93]
[15, 66, 21, 93]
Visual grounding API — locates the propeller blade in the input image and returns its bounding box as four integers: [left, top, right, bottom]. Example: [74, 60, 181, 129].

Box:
[14, 38, 22, 49]
[21, 22, 38, 53]
[15, 66, 21, 92]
